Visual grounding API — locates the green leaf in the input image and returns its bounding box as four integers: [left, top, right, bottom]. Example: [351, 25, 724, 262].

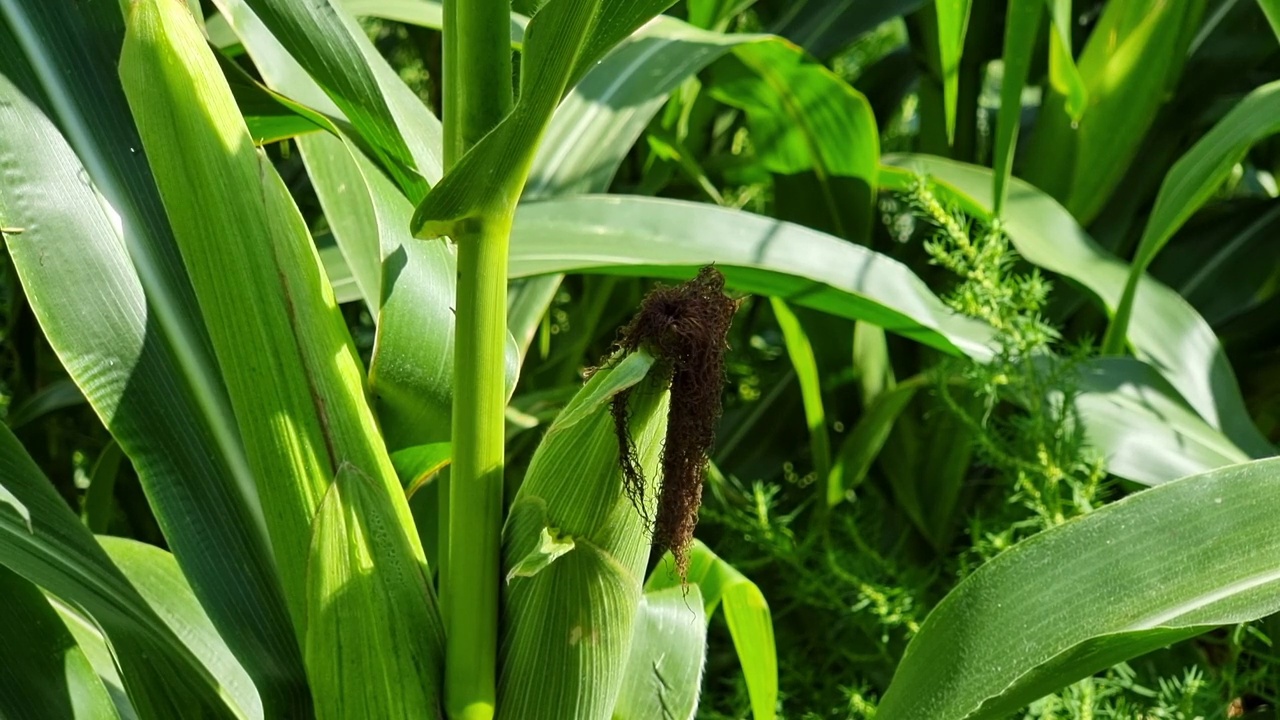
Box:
[121, 0, 427, 634]
[770, 299, 832, 487]
[829, 381, 920, 507]
[880, 156, 1274, 459]
[237, 0, 442, 195]
[551, 349, 655, 432]
[876, 456, 1280, 720]
[1260, 0, 1280, 41]
[412, 0, 680, 237]
[0, 565, 119, 720]
[1105, 80, 1280, 353]
[304, 467, 445, 719]
[0, 30, 305, 710]
[1072, 358, 1250, 484]
[647, 541, 777, 720]
[991, 0, 1042, 215]
[0, 423, 241, 719]
[935, 0, 972, 144]
[390, 442, 452, 498]
[1022, 0, 1204, 222]
[1043, 0, 1086, 121]
[707, 40, 880, 240]
[98, 537, 263, 720]
[510, 195, 996, 359]
[611, 585, 707, 720]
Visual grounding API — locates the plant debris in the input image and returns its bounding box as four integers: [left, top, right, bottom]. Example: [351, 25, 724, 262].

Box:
[609, 266, 737, 577]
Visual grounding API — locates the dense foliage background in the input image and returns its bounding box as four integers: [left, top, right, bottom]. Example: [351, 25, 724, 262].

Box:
[3, 0, 1279, 717]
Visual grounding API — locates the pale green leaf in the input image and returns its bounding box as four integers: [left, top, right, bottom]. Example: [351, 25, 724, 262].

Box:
[0, 566, 120, 720]
[647, 541, 777, 720]
[551, 349, 655, 432]
[992, 0, 1042, 215]
[877, 456, 1280, 720]
[770, 299, 831, 486]
[1106, 80, 1280, 353]
[935, 0, 972, 144]
[121, 0, 426, 632]
[0, 423, 241, 719]
[611, 586, 707, 720]
[510, 195, 996, 360]
[0, 34, 303, 710]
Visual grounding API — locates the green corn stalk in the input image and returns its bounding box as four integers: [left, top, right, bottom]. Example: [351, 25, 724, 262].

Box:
[498, 351, 670, 720]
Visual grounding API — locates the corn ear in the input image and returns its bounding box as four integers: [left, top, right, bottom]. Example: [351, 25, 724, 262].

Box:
[497, 351, 668, 720]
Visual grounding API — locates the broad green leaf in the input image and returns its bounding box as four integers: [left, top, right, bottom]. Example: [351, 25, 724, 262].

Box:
[991, 0, 1042, 215]
[509, 195, 996, 359]
[880, 156, 1274, 459]
[0, 423, 240, 719]
[1072, 358, 1250, 484]
[1105, 80, 1280, 353]
[770, 299, 832, 485]
[218, 52, 330, 145]
[707, 40, 880, 240]
[121, 0, 428, 635]
[611, 586, 707, 720]
[98, 537, 262, 720]
[1023, 0, 1205, 222]
[239, 0, 442, 195]
[207, 0, 483, 449]
[0, 565, 119, 720]
[500, 359, 670, 720]
[647, 541, 777, 720]
[934, 0, 972, 144]
[0, 49, 304, 711]
[305, 467, 445, 719]
[412, 0, 680, 238]
[876, 456, 1280, 720]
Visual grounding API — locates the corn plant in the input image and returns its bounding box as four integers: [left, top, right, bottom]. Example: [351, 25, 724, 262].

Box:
[0, 0, 1279, 719]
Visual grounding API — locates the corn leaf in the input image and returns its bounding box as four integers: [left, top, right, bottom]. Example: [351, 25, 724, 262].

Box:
[1023, 0, 1205, 222]
[499, 358, 670, 720]
[1105, 80, 1280, 354]
[412, 0, 680, 237]
[647, 541, 777, 720]
[121, 0, 428, 638]
[611, 586, 708, 720]
[769, 0, 927, 59]
[0, 423, 241, 719]
[829, 381, 920, 507]
[509, 195, 996, 359]
[305, 467, 445, 719]
[880, 156, 1274, 460]
[877, 456, 1280, 720]
[238, 0, 442, 195]
[0, 565, 119, 720]
[991, 0, 1042, 215]
[0, 34, 305, 711]
[934, 0, 972, 144]
[98, 537, 264, 720]
[770, 299, 832, 487]
[1043, 0, 1086, 122]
